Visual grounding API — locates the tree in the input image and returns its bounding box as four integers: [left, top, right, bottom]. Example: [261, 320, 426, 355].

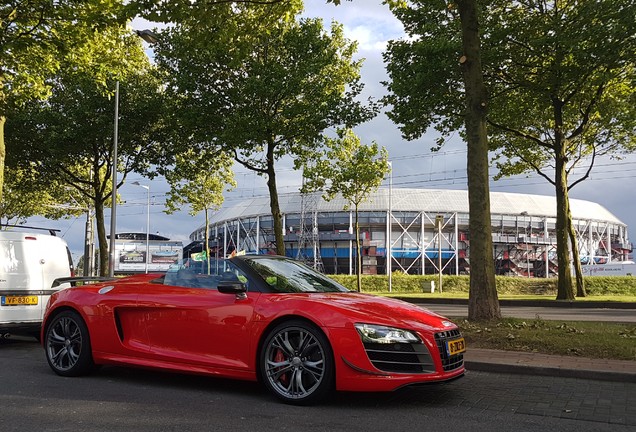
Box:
[384, 0, 635, 303]
[164, 149, 236, 272]
[302, 129, 390, 292]
[0, 0, 130, 203]
[150, 2, 375, 256]
[484, 0, 635, 300]
[384, 1, 501, 319]
[0, 166, 83, 228]
[5, 28, 163, 276]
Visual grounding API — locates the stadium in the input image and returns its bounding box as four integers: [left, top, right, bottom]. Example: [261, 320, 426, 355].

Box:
[187, 188, 632, 277]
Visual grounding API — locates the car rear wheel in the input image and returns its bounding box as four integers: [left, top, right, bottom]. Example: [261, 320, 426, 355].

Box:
[44, 310, 94, 377]
[260, 320, 334, 405]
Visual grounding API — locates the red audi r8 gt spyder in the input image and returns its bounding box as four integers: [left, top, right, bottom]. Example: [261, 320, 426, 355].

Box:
[42, 255, 465, 404]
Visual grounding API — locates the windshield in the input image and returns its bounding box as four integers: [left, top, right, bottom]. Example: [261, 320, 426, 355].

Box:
[242, 257, 349, 293]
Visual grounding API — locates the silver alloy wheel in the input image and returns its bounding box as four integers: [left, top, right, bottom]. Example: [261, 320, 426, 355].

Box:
[46, 315, 83, 372]
[263, 326, 326, 400]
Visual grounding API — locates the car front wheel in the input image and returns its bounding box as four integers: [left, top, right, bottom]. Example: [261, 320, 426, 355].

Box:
[44, 310, 94, 377]
[260, 320, 334, 405]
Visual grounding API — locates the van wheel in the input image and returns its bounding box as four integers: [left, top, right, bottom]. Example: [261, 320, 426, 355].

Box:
[44, 311, 94, 376]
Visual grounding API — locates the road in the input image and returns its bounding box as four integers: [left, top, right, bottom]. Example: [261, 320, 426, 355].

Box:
[1, 337, 634, 431]
[418, 303, 636, 323]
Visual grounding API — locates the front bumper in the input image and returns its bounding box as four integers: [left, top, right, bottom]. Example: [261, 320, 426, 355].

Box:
[329, 326, 465, 392]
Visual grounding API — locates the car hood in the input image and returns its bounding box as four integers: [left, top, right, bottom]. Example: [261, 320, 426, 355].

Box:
[260, 292, 456, 332]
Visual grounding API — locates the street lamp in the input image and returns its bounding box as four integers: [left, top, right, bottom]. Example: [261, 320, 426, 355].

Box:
[108, 29, 158, 277]
[135, 30, 159, 44]
[132, 182, 150, 273]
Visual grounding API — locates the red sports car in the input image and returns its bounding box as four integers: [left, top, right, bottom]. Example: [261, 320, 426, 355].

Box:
[42, 255, 465, 404]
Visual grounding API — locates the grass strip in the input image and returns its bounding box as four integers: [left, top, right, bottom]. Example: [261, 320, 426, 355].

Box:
[453, 317, 636, 361]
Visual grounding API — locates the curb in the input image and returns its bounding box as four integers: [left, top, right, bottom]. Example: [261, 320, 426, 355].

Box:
[395, 297, 636, 309]
[465, 359, 636, 383]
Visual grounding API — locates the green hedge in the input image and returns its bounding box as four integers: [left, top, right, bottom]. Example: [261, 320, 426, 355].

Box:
[328, 274, 636, 296]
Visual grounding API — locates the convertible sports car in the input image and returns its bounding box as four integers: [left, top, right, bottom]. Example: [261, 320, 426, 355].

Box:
[42, 255, 465, 404]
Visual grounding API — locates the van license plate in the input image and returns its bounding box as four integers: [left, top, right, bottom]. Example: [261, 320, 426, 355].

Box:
[1, 296, 38, 306]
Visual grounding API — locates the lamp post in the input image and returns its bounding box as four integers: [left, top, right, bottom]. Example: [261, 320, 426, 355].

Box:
[108, 29, 159, 277]
[108, 80, 119, 277]
[132, 182, 150, 273]
[387, 161, 393, 292]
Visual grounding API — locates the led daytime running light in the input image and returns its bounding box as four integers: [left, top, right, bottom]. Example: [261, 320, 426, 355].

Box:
[355, 323, 421, 344]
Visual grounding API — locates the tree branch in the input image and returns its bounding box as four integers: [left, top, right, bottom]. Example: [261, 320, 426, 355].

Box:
[487, 118, 552, 151]
[232, 148, 267, 174]
[569, 143, 596, 190]
[566, 81, 606, 141]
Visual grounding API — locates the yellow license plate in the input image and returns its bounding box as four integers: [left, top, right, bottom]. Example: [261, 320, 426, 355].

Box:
[1, 295, 38, 306]
[447, 337, 466, 356]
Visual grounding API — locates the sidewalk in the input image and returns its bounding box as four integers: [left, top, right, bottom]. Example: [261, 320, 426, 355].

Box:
[464, 348, 636, 383]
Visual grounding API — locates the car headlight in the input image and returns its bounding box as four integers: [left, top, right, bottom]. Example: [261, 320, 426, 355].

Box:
[354, 323, 422, 344]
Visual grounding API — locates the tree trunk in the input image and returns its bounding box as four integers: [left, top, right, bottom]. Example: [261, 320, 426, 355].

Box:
[457, 0, 501, 321]
[94, 201, 109, 277]
[266, 141, 285, 256]
[0, 116, 5, 204]
[568, 207, 586, 297]
[355, 204, 362, 292]
[553, 104, 575, 300]
[205, 208, 210, 274]
[555, 169, 574, 300]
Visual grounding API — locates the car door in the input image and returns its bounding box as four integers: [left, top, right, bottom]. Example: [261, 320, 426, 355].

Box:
[139, 279, 260, 372]
[86, 282, 148, 357]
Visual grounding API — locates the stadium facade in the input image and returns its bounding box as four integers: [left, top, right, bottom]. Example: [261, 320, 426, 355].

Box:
[188, 188, 633, 277]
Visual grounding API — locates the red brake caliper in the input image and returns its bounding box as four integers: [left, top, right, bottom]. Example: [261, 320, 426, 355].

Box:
[275, 349, 288, 385]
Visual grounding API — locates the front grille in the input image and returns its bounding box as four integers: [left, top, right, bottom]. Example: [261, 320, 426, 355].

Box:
[434, 329, 465, 371]
[361, 341, 435, 374]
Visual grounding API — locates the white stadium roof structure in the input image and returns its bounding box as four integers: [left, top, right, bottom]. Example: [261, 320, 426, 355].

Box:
[190, 188, 632, 277]
[204, 188, 624, 225]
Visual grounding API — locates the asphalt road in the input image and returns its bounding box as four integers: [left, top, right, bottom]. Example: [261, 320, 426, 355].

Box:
[1, 337, 635, 431]
[418, 304, 636, 323]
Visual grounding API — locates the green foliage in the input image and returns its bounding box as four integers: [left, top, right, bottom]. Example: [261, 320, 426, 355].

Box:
[302, 129, 390, 209]
[584, 277, 636, 296]
[0, 0, 131, 202]
[164, 150, 236, 217]
[384, 0, 636, 302]
[151, 3, 375, 255]
[383, 0, 464, 143]
[5, 25, 163, 276]
[302, 129, 389, 291]
[484, 0, 636, 175]
[329, 273, 636, 296]
[0, 166, 83, 226]
[384, 0, 636, 156]
[6, 27, 160, 192]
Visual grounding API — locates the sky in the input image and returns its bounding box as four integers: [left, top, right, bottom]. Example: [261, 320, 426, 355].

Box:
[27, 1, 636, 264]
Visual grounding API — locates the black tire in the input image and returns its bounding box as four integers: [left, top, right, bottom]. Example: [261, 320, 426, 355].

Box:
[260, 320, 334, 405]
[44, 310, 95, 377]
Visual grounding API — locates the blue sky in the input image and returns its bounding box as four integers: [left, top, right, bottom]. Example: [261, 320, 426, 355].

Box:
[27, 1, 636, 263]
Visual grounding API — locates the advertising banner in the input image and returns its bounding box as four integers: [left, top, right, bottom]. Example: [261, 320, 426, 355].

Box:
[115, 240, 183, 273]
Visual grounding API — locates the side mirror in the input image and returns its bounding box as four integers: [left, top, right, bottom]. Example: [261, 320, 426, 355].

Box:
[218, 281, 247, 299]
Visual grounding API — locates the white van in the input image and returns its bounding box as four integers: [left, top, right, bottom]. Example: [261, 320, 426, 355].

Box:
[0, 231, 73, 338]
